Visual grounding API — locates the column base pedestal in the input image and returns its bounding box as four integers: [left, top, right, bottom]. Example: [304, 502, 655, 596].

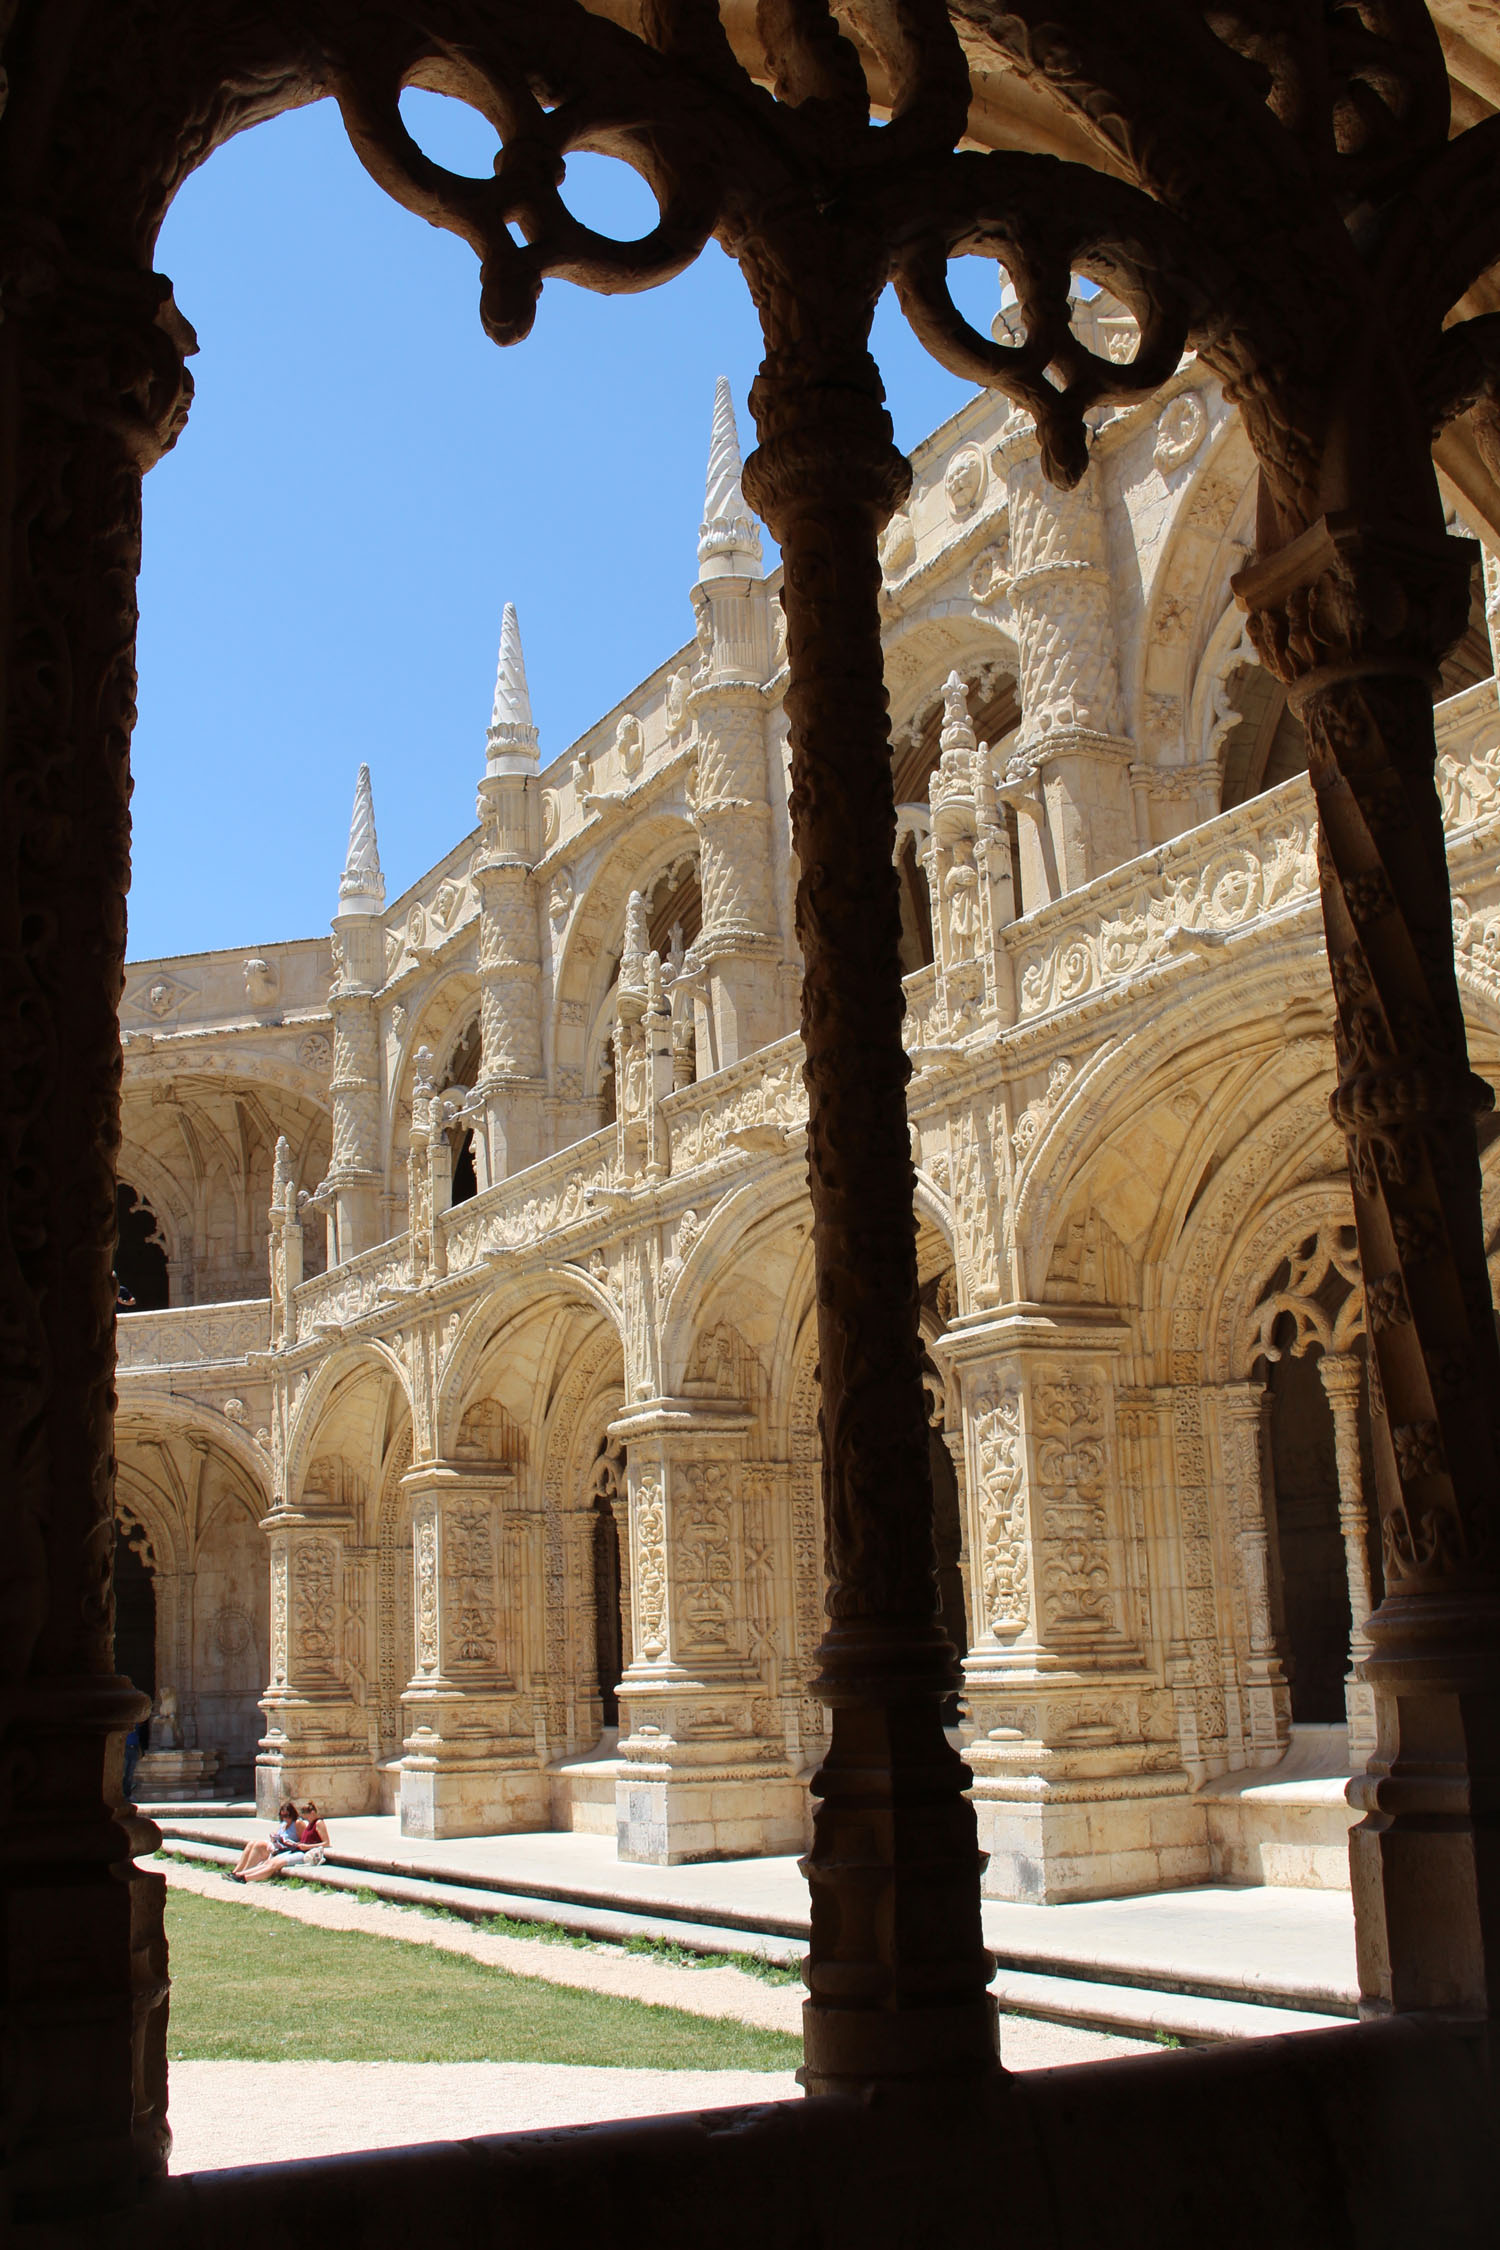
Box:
[398, 1742, 549, 1840]
[256, 1699, 376, 1817]
[615, 1762, 809, 1864]
[972, 1775, 1205, 1903]
[134, 1748, 220, 1802]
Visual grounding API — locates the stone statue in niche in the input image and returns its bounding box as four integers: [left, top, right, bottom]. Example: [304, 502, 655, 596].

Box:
[944, 844, 980, 963]
[150, 1686, 182, 1749]
[615, 713, 645, 781]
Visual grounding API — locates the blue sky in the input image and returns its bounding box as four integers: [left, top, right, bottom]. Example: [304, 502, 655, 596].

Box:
[132, 92, 996, 962]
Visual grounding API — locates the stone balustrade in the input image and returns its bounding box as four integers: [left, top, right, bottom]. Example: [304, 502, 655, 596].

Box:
[115, 1298, 270, 1369]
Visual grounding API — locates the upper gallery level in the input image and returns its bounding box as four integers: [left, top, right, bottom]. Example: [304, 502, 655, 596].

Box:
[117, 288, 1500, 1313]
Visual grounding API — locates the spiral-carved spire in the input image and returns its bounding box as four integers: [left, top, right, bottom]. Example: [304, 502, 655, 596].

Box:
[487, 601, 540, 769]
[339, 763, 384, 911]
[698, 376, 762, 580]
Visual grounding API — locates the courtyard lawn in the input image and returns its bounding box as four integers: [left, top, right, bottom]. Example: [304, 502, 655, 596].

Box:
[163, 1888, 801, 2070]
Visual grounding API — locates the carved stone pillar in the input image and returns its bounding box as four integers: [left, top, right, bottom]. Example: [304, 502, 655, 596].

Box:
[326, 770, 387, 1264]
[1214, 1382, 1292, 1762]
[608, 1399, 803, 1863]
[0, 256, 192, 2215]
[1317, 1351, 1378, 1761]
[256, 1505, 372, 1817]
[689, 378, 780, 1069]
[924, 672, 1017, 1033]
[941, 1309, 1200, 1903]
[743, 319, 997, 2094]
[474, 804, 544, 1185]
[1238, 515, 1500, 2020]
[268, 1135, 305, 1348]
[613, 901, 675, 1184]
[993, 411, 1135, 895]
[397, 1464, 547, 1838]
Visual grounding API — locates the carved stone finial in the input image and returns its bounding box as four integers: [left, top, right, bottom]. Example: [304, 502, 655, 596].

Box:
[272, 1134, 294, 1213]
[698, 375, 763, 581]
[939, 671, 977, 756]
[621, 889, 649, 987]
[339, 764, 384, 912]
[487, 601, 540, 769]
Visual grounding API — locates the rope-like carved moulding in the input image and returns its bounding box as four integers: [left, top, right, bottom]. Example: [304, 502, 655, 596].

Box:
[15, 0, 1500, 2173]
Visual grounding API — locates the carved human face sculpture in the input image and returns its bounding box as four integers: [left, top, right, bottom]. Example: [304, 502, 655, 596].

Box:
[945, 447, 986, 516]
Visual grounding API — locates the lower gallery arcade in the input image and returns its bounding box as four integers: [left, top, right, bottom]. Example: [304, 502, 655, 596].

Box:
[9, 0, 1500, 2235]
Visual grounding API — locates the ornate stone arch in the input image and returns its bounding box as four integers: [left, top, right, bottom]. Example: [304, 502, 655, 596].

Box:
[1133, 406, 1257, 773]
[551, 812, 699, 1104]
[115, 1388, 274, 1513]
[435, 1268, 623, 1461]
[657, 1172, 804, 1395]
[283, 1338, 413, 1511]
[383, 966, 484, 1203]
[1205, 1181, 1365, 1385]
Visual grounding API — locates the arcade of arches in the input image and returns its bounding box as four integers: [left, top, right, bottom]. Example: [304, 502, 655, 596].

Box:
[8, 2, 1500, 2238]
[115, 338, 1500, 1899]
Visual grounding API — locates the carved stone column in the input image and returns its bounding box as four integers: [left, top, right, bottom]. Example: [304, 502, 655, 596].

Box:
[326, 765, 386, 1264]
[1214, 1383, 1292, 1762]
[993, 411, 1135, 896]
[1238, 516, 1500, 2020]
[689, 378, 781, 1069]
[942, 1309, 1198, 1903]
[1317, 1351, 1378, 1762]
[0, 255, 193, 2215]
[743, 315, 997, 2093]
[268, 1135, 305, 1349]
[924, 673, 1018, 1034]
[608, 1398, 803, 1863]
[398, 1463, 547, 1838]
[473, 609, 545, 1183]
[256, 1503, 372, 1817]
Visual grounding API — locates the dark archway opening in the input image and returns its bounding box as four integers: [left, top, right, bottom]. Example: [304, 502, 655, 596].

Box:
[1265, 1323, 1351, 1724]
[115, 1183, 169, 1310]
[450, 1129, 478, 1206]
[113, 1528, 157, 1710]
[593, 1504, 623, 1727]
[925, 1366, 968, 1730]
[588, 1438, 627, 1729]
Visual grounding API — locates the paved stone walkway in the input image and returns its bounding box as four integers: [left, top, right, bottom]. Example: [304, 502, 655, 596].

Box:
[155, 1811, 1359, 2007]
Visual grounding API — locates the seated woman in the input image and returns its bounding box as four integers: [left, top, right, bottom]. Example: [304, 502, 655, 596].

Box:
[229, 1801, 302, 1884]
[296, 1803, 330, 1863]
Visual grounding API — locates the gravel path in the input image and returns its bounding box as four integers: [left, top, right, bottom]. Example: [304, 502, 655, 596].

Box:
[168, 2060, 801, 2173]
[159, 1854, 1162, 2170]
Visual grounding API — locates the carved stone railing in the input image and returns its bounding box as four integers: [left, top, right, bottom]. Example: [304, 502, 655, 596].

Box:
[291, 1236, 414, 1343]
[439, 1125, 618, 1267]
[116, 1298, 270, 1370]
[1007, 776, 1320, 1024]
[1437, 677, 1500, 835]
[662, 1034, 806, 1173]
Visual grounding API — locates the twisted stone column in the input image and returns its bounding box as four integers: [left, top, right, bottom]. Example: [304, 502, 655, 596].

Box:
[326, 932, 384, 1263]
[1238, 515, 1500, 2019]
[0, 254, 192, 2214]
[474, 770, 544, 1183]
[1316, 1351, 1377, 1760]
[993, 411, 1135, 896]
[743, 326, 997, 2093]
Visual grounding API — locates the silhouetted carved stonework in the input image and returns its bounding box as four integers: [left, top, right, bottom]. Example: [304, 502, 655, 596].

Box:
[8, 1, 1500, 2225]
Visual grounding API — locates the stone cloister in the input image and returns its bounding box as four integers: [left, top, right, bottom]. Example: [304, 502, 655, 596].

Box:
[4, 2, 1499, 2241]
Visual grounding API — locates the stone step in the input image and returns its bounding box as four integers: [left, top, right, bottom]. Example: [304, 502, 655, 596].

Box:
[154, 1835, 1348, 2047]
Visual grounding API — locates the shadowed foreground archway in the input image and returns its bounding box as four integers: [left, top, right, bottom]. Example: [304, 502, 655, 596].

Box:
[4, 3, 1500, 2240]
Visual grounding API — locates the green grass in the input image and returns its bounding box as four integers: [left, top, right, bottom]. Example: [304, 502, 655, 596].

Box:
[154, 1850, 803, 1985]
[163, 1887, 802, 2070]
